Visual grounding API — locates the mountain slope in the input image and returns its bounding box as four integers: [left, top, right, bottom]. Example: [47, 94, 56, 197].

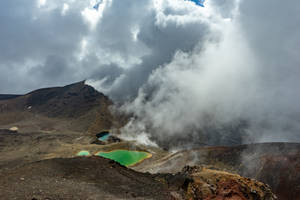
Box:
[0, 81, 111, 117]
[0, 81, 121, 134]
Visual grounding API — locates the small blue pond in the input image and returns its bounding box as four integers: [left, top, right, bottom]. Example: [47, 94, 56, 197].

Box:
[96, 131, 110, 141]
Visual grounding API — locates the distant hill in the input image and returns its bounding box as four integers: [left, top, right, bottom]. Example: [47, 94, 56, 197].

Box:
[0, 94, 21, 101]
[0, 81, 124, 135]
[0, 81, 110, 116]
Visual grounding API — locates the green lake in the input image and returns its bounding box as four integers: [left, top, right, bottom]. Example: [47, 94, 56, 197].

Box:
[96, 150, 151, 166]
[77, 150, 90, 156]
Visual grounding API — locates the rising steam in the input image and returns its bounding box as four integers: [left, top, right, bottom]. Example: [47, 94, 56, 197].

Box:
[111, 0, 300, 148]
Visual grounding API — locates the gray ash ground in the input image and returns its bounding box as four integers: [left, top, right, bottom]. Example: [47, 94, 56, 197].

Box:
[0, 156, 173, 200]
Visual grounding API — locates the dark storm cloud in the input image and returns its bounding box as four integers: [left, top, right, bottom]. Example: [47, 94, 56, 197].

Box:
[0, 0, 88, 93]
[0, 2, 86, 61]
[0, 0, 213, 96]
[107, 10, 213, 99]
[92, 0, 151, 57]
[29, 55, 70, 82]
[86, 0, 215, 100]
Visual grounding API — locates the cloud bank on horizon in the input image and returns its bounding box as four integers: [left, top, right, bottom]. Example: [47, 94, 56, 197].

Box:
[0, 0, 300, 146]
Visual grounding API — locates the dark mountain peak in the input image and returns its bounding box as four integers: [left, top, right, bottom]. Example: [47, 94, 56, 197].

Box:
[0, 81, 122, 135]
[0, 81, 112, 119]
[24, 81, 111, 118]
[26, 81, 105, 104]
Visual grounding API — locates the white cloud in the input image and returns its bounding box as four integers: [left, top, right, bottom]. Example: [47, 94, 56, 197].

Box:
[62, 3, 70, 15]
[37, 0, 47, 8]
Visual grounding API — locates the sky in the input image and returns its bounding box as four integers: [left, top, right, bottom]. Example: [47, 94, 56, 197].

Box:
[1, 0, 300, 146]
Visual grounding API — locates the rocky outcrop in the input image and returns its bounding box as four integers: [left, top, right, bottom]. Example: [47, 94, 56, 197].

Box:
[154, 165, 277, 200]
[181, 166, 276, 200]
[140, 143, 299, 199]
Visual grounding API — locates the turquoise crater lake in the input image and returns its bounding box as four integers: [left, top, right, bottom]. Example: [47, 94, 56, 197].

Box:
[96, 150, 152, 167]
